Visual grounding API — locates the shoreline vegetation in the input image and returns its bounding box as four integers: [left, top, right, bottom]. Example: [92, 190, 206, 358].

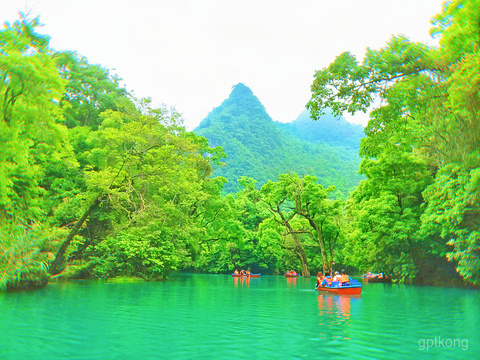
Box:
[10, 272, 476, 294]
[2, 2, 480, 293]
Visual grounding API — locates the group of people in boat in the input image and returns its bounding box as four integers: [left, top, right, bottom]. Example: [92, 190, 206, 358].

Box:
[285, 270, 298, 276]
[362, 271, 386, 279]
[316, 269, 352, 288]
[233, 269, 251, 276]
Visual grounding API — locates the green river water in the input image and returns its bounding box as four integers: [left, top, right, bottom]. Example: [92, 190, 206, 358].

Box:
[1, 274, 478, 359]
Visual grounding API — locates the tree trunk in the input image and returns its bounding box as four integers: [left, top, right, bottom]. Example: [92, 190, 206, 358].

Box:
[49, 197, 102, 275]
[272, 202, 311, 278]
[305, 218, 329, 274]
[298, 248, 311, 278]
[284, 222, 311, 278]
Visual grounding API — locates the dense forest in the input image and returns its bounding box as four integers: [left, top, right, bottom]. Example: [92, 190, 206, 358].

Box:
[194, 83, 364, 196]
[1, 1, 479, 291]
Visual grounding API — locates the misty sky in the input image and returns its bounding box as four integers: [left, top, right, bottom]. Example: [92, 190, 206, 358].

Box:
[2, 0, 445, 129]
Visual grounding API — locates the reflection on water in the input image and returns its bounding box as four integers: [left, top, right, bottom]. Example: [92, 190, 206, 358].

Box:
[317, 292, 359, 320]
[0, 275, 479, 359]
[233, 276, 250, 287]
[316, 293, 361, 340]
[286, 277, 297, 286]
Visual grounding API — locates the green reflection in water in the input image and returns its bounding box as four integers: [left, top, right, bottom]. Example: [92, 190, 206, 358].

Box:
[0, 274, 478, 359]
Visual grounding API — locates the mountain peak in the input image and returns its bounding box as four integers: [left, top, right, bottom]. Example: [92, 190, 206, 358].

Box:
[230, 83, 254, 98]
[194, 84, 362, 194]
[196, 83, 270, 131]
[225, 83, 265, 114]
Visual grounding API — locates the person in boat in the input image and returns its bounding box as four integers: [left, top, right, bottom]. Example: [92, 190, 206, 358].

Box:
[321, 273, 333, 287]
[333, 271, 342, 282]
[316, 272, 324, 288]
[341, 269, 351, 286]
[234, 269, 239, 275]
[291, 270, 297, 276]
[245, 269, 251, 276]
[240, 269, 245, 276]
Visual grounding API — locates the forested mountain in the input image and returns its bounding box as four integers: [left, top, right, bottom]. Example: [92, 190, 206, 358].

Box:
[277, 110, 365, 150]
[194, 83, 364, 196]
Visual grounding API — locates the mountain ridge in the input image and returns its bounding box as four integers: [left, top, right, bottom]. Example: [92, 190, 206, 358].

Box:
[194, 83, 364, 196]
[276, 109, 365, 150]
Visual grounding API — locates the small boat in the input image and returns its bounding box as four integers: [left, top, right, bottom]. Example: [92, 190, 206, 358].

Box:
[284, 273, 301, 278]
[231, 273, 261, 278]
[316, 280, 362, 295]
[362, 273, 392, 283]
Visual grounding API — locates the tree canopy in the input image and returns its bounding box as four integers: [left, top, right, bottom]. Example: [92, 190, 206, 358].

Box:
[307, 0, 480, 286]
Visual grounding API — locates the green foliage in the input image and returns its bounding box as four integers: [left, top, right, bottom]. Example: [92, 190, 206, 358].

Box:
[195, 83, 363, 197]
[0, 13, 230, 289]
[192, 178, 265, 273]
[420, 154, 480, 285]
[0, 224, 50, 291]
[0, 14, 72, 224]
[56, 51, 130, 130]
[0, 14, 80, 290]
[344, 152, 433, 281]
[5, 2, 480, 289]
[93, 223, 179, 280]
[73, 99, 228, 279]
[257, 173, 345, 277]
[307, 0, 480, 285]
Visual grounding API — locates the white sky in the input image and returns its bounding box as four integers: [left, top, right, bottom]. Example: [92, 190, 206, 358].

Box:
[2, 0, 445, 129]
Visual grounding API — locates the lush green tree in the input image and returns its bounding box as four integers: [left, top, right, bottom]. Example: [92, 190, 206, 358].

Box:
[287, 174, 344, 275]
[0, 14, 231, 285]
[0, 14, 72, 224]
[51, 99, 225, 278]
[0, 14, 76, 289]
[343, 152, 433, 281]
[261, 178, 311, 277]
[420, 154, 480, 286]
[307, 0, 480, 284]
[56, 51, 129, 130]
[193, 176, 274, 274]
[188, 189, 247, 273]
[258, 174, 344, 277]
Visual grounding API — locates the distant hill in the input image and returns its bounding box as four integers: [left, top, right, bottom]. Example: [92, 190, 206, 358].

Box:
[194, 83, 364, 197]
[276, 110, 365, 150]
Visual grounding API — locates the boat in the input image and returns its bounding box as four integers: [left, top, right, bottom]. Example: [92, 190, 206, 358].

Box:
[231, 273, 261, 278]
[362, 273, 392, 283]
[284, 273, 301, 278]
[316, 280, 362, 295]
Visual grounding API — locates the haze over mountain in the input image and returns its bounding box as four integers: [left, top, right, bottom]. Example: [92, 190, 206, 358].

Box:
[194, 83, 364, 196]
[276, 110, 365, 150]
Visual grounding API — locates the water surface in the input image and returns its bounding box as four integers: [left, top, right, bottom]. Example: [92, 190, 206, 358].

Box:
[1, 274, 478, 359]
